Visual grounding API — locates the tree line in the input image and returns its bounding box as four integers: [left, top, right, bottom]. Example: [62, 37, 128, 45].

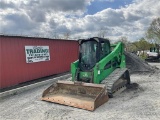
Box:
[117, 17, 160, 53]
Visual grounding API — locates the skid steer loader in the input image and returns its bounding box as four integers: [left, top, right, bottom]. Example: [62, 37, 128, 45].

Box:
[42, 37, 130, 111]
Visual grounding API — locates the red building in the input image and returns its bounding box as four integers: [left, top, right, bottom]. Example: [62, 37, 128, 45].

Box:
[0, 35, 78, 89]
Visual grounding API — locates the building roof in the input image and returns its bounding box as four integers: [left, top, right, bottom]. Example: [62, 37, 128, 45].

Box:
[0, 34, 77, 41]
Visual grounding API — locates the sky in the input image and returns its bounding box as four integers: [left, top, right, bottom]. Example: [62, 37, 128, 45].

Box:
[0, 0, 160, 41]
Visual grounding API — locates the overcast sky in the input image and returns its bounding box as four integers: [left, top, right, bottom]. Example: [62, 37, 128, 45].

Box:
[0, 0, 160, 41]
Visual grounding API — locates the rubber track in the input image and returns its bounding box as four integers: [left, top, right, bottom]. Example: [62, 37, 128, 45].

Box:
[101, 68, 128, 95]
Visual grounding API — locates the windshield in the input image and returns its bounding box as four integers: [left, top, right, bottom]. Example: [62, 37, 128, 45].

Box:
[79, 41, 97, 71]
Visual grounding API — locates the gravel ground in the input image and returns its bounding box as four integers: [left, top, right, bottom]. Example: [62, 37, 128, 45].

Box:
[0, 63, 160, 120]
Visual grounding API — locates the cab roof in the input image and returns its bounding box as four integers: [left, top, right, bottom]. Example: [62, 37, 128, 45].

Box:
[78, 37, 110, 44]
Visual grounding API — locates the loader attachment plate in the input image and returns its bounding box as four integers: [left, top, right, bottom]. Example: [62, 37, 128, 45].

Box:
[42, 81, 109, 111]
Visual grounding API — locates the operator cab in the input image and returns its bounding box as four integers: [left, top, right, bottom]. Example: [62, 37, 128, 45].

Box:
[79, 37, 111, 71]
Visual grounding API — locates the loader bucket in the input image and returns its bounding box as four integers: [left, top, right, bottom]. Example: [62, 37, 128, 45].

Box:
[42, 81, 109, 111]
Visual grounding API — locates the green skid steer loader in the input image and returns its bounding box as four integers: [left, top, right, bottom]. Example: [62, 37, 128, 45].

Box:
[42, 37, 130, 111]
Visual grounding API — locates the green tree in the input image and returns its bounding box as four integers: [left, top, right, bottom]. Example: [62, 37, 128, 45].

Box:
[133, 38, 154, 55]
[127, 43, 137, 52]
[146, 17, 160, 44]
[134, 38, 153, 50]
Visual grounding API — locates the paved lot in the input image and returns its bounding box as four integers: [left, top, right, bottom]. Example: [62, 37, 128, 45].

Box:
[0, 63, 160, 120]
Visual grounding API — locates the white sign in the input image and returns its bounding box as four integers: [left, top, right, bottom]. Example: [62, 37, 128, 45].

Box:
[25, 46, 50, 63]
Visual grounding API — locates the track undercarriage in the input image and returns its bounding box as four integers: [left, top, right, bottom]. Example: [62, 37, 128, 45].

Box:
[101, 68, 130, 97]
